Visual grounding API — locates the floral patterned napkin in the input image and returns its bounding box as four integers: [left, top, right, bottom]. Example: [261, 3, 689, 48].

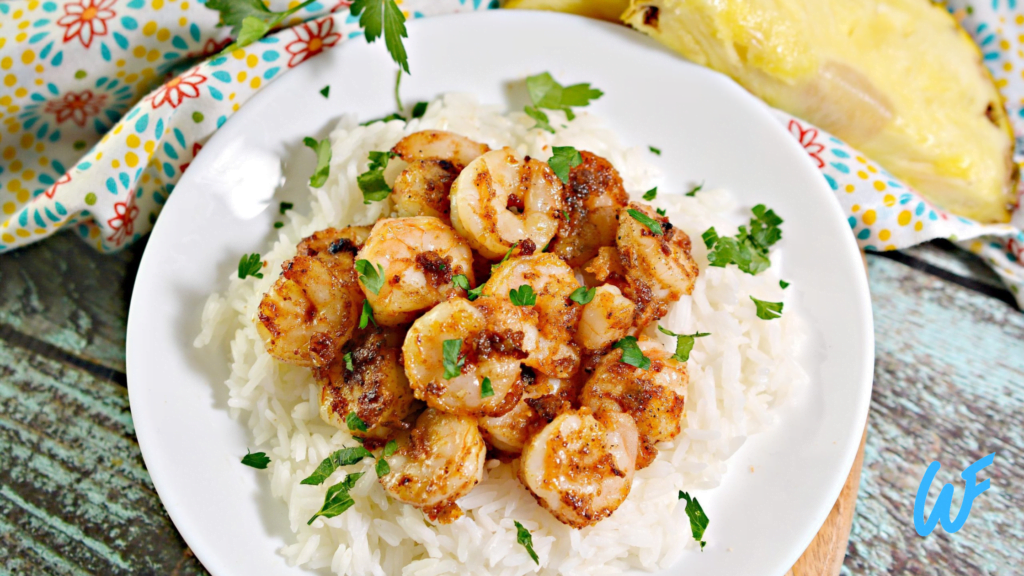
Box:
[0, 0, 1022, 306]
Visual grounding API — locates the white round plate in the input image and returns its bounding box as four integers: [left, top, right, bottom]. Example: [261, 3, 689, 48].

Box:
[127, 10, 873, 576]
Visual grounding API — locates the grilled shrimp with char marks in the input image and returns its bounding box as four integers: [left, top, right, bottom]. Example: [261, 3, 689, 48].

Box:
[483, 253, 582, 377]
[356, 216, 474, 326]
[315, 327, 421, 442]
[479, 371, 577, 455]
[403, 297, 538, 417]
[519, 408, 639, 528]
[575, 284, 636, 353]
[450, 148, 566, 259]
[391, 130, 490, 169]
[256, 226, 370, 367]
[580, 338, 688, 469]
[392, 159, 460, 222]
[550, 151, 630, 267]
[379, 408, 486, 524]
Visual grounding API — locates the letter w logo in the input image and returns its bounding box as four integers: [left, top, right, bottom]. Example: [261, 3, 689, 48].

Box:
[914, 453, 995, 537]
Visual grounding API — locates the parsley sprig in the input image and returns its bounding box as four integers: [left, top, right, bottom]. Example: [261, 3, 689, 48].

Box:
[702, 205, 783, 275]
[679, 491, 709, 550]
[355, 260, 385, 294]
[308, 472, 363, 525]
[570, 286, 596, 305]
[207, 0, 317, 52]
[351, 0, 409, 74]
[612, 336, 651, 370]
[303, 136, 332, 188]
[548, 146, 582, 184]
[524, 72, 603, 133]
[357, 150, 397, 203]
[509, 284, 537, 307]
[657, 326, 710, 362]
[442, 339, 465, 379]
[627, 209, 664, 236]
[514, 521, 540, 564]
[750, 296, 783, 320]
[452, 274, 483, 301]
[241, 450, 270, 469]
[358, 300, 376, 329]
[237, 253, 264, 279]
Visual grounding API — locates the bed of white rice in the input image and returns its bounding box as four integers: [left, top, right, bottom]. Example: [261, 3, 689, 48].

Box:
[194, 95, 808, 576]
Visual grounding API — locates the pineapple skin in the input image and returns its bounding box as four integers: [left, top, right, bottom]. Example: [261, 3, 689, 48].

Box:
[502, 0, 630, 22]
[622, 0, 1018, 223]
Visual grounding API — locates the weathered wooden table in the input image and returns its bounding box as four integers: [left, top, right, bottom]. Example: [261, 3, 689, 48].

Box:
[1, 231, 1021, 575]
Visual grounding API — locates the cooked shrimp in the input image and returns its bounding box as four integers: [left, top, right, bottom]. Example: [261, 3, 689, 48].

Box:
[617, 202, 699, 302]
[356, 216, 474, 326]
[403, 298, 537, 417]
[256, 227, 369, 367]
[519, 408, 638, 528]
[483, 253, 581, 377]
[450, 148, 566, 259]
[550, 151, 630, 267]
[479, 371, 576, 455]
[391, 130, 490, 169]
[575, 284, 636, 352]
[379, 408, 486, 523]
[315, 327, 421, 442]
[392, 159, 459, 222]
[580, 339, 687, 469]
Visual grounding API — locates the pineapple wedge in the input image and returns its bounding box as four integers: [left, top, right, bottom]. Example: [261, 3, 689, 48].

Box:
[621, 0, 1018, 223]
[503, 0, 630, 22]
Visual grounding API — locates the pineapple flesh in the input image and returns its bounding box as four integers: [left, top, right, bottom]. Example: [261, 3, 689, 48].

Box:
[502, 0, 630, 23]
[621, 0, 1018, 223]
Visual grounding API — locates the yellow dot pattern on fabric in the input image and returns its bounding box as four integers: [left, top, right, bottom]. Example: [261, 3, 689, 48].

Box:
[898, 211, 912, 226]
[879, 229, 891, 242]
[883, 194, 896, 207]
[863, 210, 877, 226]
[873, 181, 886, 191]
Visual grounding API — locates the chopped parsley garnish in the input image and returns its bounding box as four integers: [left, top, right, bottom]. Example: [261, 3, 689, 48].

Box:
[649, 145, 661, 155]
[320, 85, 330, 98]
[237, 253, 264, 279]
[360, 112, 405, 126]
[452, 274, 483, 301]
[643, 187, 658, 201]
[346, 411, 368, 433]
[355, 260, 386, 294]
[410, 101, 428, 118]
[273, 221, 284, 229]
[514, 521, 540, 564]
[509, 284, 537, 307]
[612, 336, 651, 370]
[569, 286, 596, 305]
[657, 326, 710, 362]
[780, 280, 790, 289]
[279, 201, 294, 214]
[493, 242, 519, 271]
[524, 72, 603, 132]
[627, 208, 664, 236]
[359, 300, 376, 329]
[302, 136, 332, 189]
[343, 352, 354, 372]
[207, 0, 317, 52]
[350, 0, 409, 73]
[375, 457, 390, 478]
[547, 146, 582, 184]
[383, 439, 398, 457]
[357, 150, 397, 203]
[307, 472, 363, 525]
[702, 205, 783, 275]
[750, 296, 783, 320]
[480, 377, 494, 398]
[686, 181, 704, 197]
[241, 450, 270, 469]
[300, 447, 373, 485]
[656, 207, 667, 216]
[679, 491, 709, 550]
[442, 339, 464, 379]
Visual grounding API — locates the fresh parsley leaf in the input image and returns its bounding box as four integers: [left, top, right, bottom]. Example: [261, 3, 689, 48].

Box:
[237, 253, 264, 279]
[569, 286, 596, 305]
[393, 69, 404, 113]
[355, 260, 386, 295]
[612, 336, 651, 370]
[452, 274, 482, 301]
[350, 0, 409, 73]
[360, 112, 405, 126]
[357, 150, 396, 203]
[343, 352, 354, 372]
[300, 448, 373, 485]
[524, 106, 554, 133]
[279, 201, 294, 214]
[657, 326, 710, 362]
[686, 181, 704, 197]
[375, 457, 390, 478]
[702, 205, 783, 275]
[346, 411, 368, 433]
[750, 296, 783, 320]
[241, 450, 270, 469]
[273, 221, 284, 229]
[359, 299, 376, 329]
[410, 101, 428, 118]
[547, 146, 582, 184]
[514, 521, 540, 564]
[307, 472, 363, 525]
[442, 339, 464, 380]
[302, 136, 332, 188]
[383, 439, 398, 457]
[526, 72, 603, 121]
[679, 491, 709, 550]
[649, 145, 661, 155]
[480, 377, 494, 398]
[509, 284, 537, 307]
[207, 0, 316, 51]
[643, 187, 658, 201]
[656, 207, 667, 216]
[320, 85, 330, 98]
[627, 209, 664, 236]
[493, 242, 519, 271]
[780, 280, 790, 289]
